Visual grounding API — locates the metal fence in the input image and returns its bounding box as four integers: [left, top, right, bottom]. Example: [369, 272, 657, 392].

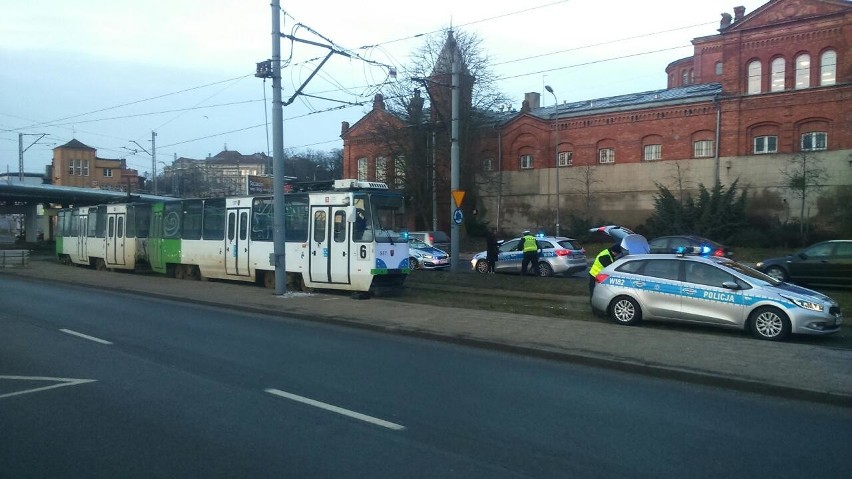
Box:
[0, 249, 29, 268]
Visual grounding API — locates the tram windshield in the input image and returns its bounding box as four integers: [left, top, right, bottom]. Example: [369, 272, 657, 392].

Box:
[353, 193, 406, 243]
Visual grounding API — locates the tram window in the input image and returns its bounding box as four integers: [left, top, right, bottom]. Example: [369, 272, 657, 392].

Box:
[228, 213, 236, 241]
[117, 217, 124, 238]
[251, 198, 273, 242]
[202, 199, 225, 240]
[163, 202, 183, 239]
[108, 217, 114, 237]
[182, 200, 203, 240]
[333, 210, 346, 243]
[284, 195, 309, 242]
[126, 207, 136, 238]
[313, 211, 327, 243]
[95, 205, 107, 238]
[70, 213, 79, 236]
[87, 209, 98, 237]
[353, 197, 373, 242]
[134, 204, 152, 238]
[239, 211, 248, 241]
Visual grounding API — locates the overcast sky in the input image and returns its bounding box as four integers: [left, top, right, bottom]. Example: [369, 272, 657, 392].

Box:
[1, 0, 768, 177]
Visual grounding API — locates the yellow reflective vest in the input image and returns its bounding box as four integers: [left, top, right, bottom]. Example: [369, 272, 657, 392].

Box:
[522, 234, 538, 252]
[589, 248, 615, 277]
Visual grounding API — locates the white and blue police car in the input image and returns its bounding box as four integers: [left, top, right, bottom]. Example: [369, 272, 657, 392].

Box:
[590, 245, 842, 341]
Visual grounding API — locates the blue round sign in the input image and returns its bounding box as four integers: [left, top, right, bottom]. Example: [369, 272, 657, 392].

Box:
[453, 208, 464, 225]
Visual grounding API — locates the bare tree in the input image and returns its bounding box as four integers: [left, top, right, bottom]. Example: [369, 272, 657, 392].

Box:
[566, 165, 600, 221]
[779, 151, 828, 240]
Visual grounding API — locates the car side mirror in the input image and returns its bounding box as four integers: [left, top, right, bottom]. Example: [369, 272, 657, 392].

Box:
[722, 281, 740, 290]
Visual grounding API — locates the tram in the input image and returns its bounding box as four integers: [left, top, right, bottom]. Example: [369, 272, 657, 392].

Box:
[56, 179, 410, 295]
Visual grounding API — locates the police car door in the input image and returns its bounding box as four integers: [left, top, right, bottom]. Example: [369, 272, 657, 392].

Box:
[636, 259, 682, 320]
[497, 239, 522, 272]
[680, 261, 744, 326]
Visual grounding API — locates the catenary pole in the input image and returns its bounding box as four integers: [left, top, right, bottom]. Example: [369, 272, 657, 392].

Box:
[271, 0, 287, 295]
[450, 35, 460, 273]
[545, 85, 560, 236]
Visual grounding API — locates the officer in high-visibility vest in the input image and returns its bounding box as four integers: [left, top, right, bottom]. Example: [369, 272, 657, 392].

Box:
[589, 243, 623, 297]
[518, 230, 540, 276]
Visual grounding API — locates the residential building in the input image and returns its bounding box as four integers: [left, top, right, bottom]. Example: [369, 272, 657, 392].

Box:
[50, 139, 142, 192]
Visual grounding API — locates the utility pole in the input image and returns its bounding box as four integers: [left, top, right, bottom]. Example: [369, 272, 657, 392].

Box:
[270, 0, 287, 295]
[450, 38, 460, 273]
[545, 85, 560, 236]
[130, 132, 157, 195]
[18, 133, 46, 182]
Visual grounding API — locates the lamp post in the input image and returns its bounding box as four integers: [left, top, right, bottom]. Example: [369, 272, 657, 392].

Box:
[545, 85, 560, 236]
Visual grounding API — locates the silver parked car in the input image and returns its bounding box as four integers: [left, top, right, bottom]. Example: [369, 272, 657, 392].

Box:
[591, 248, 842, 341]
[470, 234, 587, 277]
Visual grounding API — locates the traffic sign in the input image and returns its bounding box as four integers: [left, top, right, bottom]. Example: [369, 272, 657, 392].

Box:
[452, 190, 465, 208]
[453, 208, 464, 225]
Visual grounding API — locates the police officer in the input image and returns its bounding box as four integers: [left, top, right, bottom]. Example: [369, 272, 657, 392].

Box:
[518, 230, 540, 276]
[589, 243, 623, 297]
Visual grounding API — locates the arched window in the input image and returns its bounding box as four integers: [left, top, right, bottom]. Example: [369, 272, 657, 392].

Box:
[820, 50, 836, 86]
[795, 53, 810, 89]
[747, 60, 762, 94]
[770, 57, 785, 92]
[682, 69, 689, 86]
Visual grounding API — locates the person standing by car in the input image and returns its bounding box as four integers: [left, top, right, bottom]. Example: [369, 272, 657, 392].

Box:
[518, 230, 539, 276]
[485, 228, 499, 273]
[589, 243, 623, 298]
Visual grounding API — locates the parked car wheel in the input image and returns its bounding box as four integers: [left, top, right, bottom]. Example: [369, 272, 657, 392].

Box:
[609, 296, 642, 326]
[409, 257, 420, 270]
[537, 262, 554, 277]
[763, 265, 788, 282]
[750, 306, 790, 341]
[474, 259, 489, 274]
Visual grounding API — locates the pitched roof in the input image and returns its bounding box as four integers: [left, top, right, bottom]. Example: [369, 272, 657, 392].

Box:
[56, 139, 95, 150]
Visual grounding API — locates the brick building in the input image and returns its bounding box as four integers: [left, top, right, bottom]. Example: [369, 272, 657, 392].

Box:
[51, 139, 142, 192]
[341, 0, 852, 235]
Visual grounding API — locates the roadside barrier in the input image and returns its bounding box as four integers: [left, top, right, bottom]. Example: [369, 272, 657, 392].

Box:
[0, 249, 30, 268]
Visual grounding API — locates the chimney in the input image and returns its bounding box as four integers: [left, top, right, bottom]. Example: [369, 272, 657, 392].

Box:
[524, 92, 541, 110]
[373, 93, 385, 111]
[720, 12, 732, 28]
[734, 6, 745, 21]
[341, 121, 350, 136]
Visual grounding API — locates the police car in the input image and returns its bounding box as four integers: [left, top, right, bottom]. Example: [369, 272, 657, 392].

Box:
[470, 234, 587, 277]
[590, 246, 842, 341]
[407, 237, 450, 270]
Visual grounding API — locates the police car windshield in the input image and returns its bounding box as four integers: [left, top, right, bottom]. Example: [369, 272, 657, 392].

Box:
[720, 259, 782, 286]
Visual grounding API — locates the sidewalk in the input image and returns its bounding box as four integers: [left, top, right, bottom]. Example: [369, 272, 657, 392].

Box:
[3, 256, 851, 407]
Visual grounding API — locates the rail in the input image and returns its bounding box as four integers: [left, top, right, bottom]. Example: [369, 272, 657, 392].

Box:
[0, 249, 30, 268]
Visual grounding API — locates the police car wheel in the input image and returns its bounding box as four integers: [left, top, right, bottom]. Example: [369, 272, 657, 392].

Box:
[474, 260, 490, 274]
[764, 266, 788, 282]
[537, 262, 553, 277]
[409, 257, 420, 270]
[609, 296, 642, 326]
[749, 306, 790, 341]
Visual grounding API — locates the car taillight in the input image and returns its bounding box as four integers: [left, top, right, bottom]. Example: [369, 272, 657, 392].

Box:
[595, 273, 609, 284]
[555, 249, 570, 256]
[428, 234, 434, 243]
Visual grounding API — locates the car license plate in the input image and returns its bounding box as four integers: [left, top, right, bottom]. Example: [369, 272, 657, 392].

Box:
[435, 258, 448, 264]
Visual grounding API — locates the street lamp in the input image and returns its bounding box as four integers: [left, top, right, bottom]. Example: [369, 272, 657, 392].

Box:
[545, 85, 560, 236]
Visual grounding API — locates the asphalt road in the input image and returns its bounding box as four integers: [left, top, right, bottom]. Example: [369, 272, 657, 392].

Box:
[1, 277, 850, 478]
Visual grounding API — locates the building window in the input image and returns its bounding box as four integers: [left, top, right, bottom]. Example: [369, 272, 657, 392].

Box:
[795, 53, 810, 89]
[558, 151, 572, 167]
[375, 157, 387, 183]
[482, 158, 494, 171]
[357, 157, 368, 180]
[598, 148, 615, 164]
[520, 154, 533, 169]
[104, 168, 113, 178]
[801, 132, 827, 151]
[681, 70, 689, 86]
[820, 50, 836, 86]
[715, 61, 723, 76]
[82, 160, 89, 177]
[75, 159, 82, 176]
[393, 156, 405, 189]
[693, 140, 714, 158]
[643, 144, 662, 161]
[770, 57, 785, 92]
[68, 162, 74, 175]
[747, 60, 762, 94]
[753, 136, 777, 154]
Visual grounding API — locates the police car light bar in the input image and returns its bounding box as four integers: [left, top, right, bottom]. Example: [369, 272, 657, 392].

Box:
[675, 245, 713, 256]
[333, 179, 389, 190]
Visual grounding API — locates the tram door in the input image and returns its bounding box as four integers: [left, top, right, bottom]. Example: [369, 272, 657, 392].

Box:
[106, 213, 126, 266]
[225, 207, 251, 276]
[76, 213, 88, 263]
[309, 206, 350, 284]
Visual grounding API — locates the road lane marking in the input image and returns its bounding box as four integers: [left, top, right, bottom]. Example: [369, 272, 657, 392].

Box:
[60, 329, 113, 345]
[0, 376, 97, 399]
[264, 388, 405, 431]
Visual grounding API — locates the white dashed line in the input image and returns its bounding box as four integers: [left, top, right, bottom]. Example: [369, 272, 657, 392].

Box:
[60, 329, 113, 345]
[264, 388, 406, 431]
